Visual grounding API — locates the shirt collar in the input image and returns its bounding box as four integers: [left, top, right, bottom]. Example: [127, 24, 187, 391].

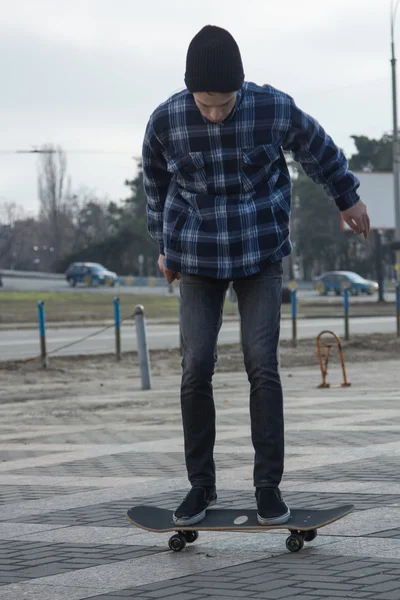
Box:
[226, 87, 243, 122]
[193, 86, 244, 125]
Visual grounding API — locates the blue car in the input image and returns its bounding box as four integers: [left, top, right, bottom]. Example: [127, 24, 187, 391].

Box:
[65, 262, 118, 287]
[315, 271, 378, 296]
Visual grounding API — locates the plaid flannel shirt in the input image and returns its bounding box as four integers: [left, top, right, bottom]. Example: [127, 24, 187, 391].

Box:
[142, 82, 360, 279]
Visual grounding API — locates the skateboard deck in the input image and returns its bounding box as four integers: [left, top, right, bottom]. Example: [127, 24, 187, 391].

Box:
[127, 504, 354, 553]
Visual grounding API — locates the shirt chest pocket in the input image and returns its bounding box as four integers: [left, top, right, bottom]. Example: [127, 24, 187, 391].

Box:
[241, 144, 281, 193]
[166, 152, 208, 195]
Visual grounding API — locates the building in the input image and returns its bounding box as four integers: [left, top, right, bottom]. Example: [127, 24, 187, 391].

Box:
[342, 171, 396, 232]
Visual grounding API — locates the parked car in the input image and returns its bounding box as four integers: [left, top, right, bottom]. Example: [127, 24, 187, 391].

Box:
[65, 262, 118, 287]
[314, 271, 378, 296]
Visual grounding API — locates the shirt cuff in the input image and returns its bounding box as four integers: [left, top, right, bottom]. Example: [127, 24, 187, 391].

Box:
[336, 189, 360, 212]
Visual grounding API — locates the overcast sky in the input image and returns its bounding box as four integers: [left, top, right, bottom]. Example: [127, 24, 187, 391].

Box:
[0, 0, 396, 215]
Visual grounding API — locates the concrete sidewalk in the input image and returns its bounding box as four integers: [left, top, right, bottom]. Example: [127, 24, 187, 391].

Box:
[0, 360, 399, 599]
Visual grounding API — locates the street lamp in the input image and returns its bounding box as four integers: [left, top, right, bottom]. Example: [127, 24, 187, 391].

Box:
[390, 0, 400, 278]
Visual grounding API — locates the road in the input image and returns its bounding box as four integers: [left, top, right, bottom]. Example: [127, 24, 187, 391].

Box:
[2, 274, 397, 303]
[0, 316, 396, 361]
[1, 275, 172, 295]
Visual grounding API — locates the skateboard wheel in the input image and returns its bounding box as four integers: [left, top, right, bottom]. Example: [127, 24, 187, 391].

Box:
[182, 530, 199, 544]
[168, 534, 187, 552]
[304, 529, 317, 542]
[286, 534, 304, 552]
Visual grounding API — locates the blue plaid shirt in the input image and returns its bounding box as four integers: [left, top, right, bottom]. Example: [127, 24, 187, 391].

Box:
[142, 82, 360, 279]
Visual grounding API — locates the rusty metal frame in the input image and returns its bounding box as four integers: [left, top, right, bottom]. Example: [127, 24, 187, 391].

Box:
[316, 330, 351, 388]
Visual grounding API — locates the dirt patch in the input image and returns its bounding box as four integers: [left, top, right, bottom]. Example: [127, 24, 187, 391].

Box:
[0, 333, 397, 429]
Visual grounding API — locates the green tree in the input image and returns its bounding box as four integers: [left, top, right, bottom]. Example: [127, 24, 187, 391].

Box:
[122, 163, 148, 232]
[57, 164, 158, 275]
[119, 164, 158, 273]
[290, 132, 393, 280]
[348, 134, 392, 171]
[69, 189, 114, 252]
[291, 167, 344, 279]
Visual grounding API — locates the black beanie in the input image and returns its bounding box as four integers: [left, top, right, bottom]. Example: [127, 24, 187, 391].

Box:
[184, 25, 245, 93]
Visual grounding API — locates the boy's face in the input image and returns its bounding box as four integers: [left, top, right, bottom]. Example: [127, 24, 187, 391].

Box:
[193, 91, 237, 123]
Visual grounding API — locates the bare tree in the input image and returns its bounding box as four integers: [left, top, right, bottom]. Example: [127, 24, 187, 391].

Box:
[0, 200, 25, 269]
[68, 187, 115, 252]
[37, 144, 70, 259]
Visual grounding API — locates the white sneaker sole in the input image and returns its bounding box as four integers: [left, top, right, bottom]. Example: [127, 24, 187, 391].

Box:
[257, 508, 291, 526]
[172, 498, 217, 526]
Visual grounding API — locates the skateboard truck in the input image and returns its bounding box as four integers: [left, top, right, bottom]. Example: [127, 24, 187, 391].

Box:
[316, 330, 351, 388]
[168, 530, 199, 552]
[169, 528, 316, 553]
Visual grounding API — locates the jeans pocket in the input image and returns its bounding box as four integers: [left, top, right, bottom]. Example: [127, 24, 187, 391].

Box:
[262, 260, 283, 277]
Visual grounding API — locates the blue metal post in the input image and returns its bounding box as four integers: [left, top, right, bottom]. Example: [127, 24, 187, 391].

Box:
[291, 288, 297, 347]
[343, 287, 350, 341]
[37, 301, 47, 368]
[396, 283, 400, 337]
[113, 297, 121, 361]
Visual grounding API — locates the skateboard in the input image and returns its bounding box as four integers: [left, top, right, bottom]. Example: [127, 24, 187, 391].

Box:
[127, 503, 354, 553]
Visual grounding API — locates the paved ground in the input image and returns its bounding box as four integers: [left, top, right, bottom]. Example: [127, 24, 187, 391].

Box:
[1, 315, 398, 360]
[0, 359, 400, 598]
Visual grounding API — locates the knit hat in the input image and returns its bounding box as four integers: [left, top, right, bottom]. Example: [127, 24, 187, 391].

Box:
[184, 25, 245, 93]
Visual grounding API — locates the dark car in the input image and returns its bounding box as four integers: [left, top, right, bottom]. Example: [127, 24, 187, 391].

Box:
[65, 262, 118, 287]
[314, 271, 378, 296]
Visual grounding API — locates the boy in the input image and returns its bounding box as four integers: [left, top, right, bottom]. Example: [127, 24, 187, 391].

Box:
[142, 25, 370, 526]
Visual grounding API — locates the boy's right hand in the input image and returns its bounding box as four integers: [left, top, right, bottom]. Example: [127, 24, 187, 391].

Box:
[158, 254, 181, 284]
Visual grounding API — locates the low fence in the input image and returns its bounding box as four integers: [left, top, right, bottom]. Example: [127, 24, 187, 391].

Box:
[34, 298, 153, 390]
[288, 285, 400, 344]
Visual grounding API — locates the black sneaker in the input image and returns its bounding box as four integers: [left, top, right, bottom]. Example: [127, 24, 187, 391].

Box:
[256, 487, 290, 525]
[172, 486, 217, 526]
